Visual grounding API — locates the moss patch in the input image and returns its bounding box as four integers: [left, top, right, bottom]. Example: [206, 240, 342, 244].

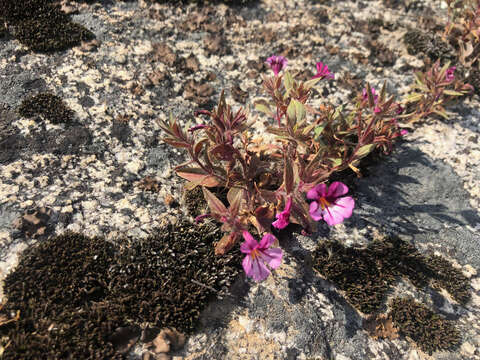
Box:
[183, 185, 209, 218]
[312, 235, 471, 314]
[0, 222, 242, 359]
[1, 0, 94, 53]
[18, 93, 74, 124]
[403, 29, 455, 63]
[389, 297, 461, 355]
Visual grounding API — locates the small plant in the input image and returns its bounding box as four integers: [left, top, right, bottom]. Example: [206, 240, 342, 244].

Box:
[443, 0, 480, 67]
[402, 60, 473, 123]
[159, 56, 407, 281]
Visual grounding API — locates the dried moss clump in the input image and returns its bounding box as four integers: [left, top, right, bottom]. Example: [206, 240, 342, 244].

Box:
[18, 93, 74, 124]
[1, 0, 94, 52]
[389, 297, 461, 355]
[312, 236, 471, 314]
[0, 232, 120, 359]
[0, 222, 242, 359]
[109, 222, 242, 333]
[183, 185, 209, 218]
[403, 29, 455, 63]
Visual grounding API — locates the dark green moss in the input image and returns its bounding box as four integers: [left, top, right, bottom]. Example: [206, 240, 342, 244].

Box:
[0, 222, 242, 359]
[2, 0, 94, 53]
[389, 297, 461, 355]
[18, 93, 74, 124]
[312, 235, 471, 314]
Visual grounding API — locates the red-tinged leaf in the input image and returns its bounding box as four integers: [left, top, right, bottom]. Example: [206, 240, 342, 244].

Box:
[163, 138, 191, 148]
[227, 187, 246, 216]
[203, 187, 228, 216]
[254, 205, 274, 231]
[215, 232, 238, 255]
[284, 155, 294, 194]
[193, 139, 208, 157]
[258, 189, 277, 202]
[176, 168, 220, 187]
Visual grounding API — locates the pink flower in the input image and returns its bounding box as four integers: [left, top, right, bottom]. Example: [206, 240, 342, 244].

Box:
[307, 182, 355, 226]
[395, 104, 404, 115]
[313, 61, 334, 80]
[362, 87, 379, 104]
[266, 55, 288, 76]
[272, 197, 292, 230]
[445, 66, 456, 82]
[240, 231, 283, 282]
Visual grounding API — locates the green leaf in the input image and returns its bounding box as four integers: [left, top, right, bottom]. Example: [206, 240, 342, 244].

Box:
[284, 71, 294, 90]
[314, 124, 326, 139]
[287, 99, 306, 126]
[432, 109, 449, 119]
[331, 158, 342, 167]
[303, 77, 322, 90]
[443, 90, 464, 96]
[405, 93, 423, 102]
[356, 143, 376, 158]
[255, 99, 274, 116]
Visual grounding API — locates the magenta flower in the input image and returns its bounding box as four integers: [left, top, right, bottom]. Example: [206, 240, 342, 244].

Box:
[313, 61, 335, 80]
[445, 66, 456, 82]
[362, 87, 379, 104]
[266, 55, 288, 76]
[240, 231, 283, 282]
[272, 197, 292, 230]
[307, 182, 355, 226]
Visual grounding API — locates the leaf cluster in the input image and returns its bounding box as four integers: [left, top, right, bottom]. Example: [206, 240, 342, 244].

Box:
[159, 67, 406, 255]
[403, 60, 473, 122]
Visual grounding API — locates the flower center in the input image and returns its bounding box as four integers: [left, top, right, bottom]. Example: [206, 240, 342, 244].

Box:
[319, 197, 331, 210]
[250, 249, 259, 260]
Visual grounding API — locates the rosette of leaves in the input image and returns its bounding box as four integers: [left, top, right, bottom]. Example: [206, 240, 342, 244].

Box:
[159, 68, 405, 256]
[402, 61, 473, 123]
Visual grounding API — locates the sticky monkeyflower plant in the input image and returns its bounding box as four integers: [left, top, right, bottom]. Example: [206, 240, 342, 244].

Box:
[159, 56, 407, 282]
[402, 61, 473, 123]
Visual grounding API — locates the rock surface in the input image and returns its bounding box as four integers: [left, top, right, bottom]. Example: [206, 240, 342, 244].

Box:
[0, 0, 479, 359]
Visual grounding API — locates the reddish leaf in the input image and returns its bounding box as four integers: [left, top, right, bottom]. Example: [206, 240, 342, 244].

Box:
[176, 168, 220, 187]
[284, 155, 294, 194]
[215, 232, 238, 255]
[202, 187, 228, 216]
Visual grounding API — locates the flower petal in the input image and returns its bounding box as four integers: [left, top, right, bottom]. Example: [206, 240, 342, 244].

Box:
[307, 183, 327, 200]
[309, 201, 323, 221]
[240, 231, 258, 253]
[261, 247, 283, 269]
[327, 181, 349, 198]
[242, 254, 253, 277]
[259, 233, 276, 249]
[251, 257, 271, 282]
[322, 196, 355, 226]
[272, 216, 289, 230]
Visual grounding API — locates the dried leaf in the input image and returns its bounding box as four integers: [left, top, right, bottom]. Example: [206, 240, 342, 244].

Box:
[364, 314, 399, 340]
